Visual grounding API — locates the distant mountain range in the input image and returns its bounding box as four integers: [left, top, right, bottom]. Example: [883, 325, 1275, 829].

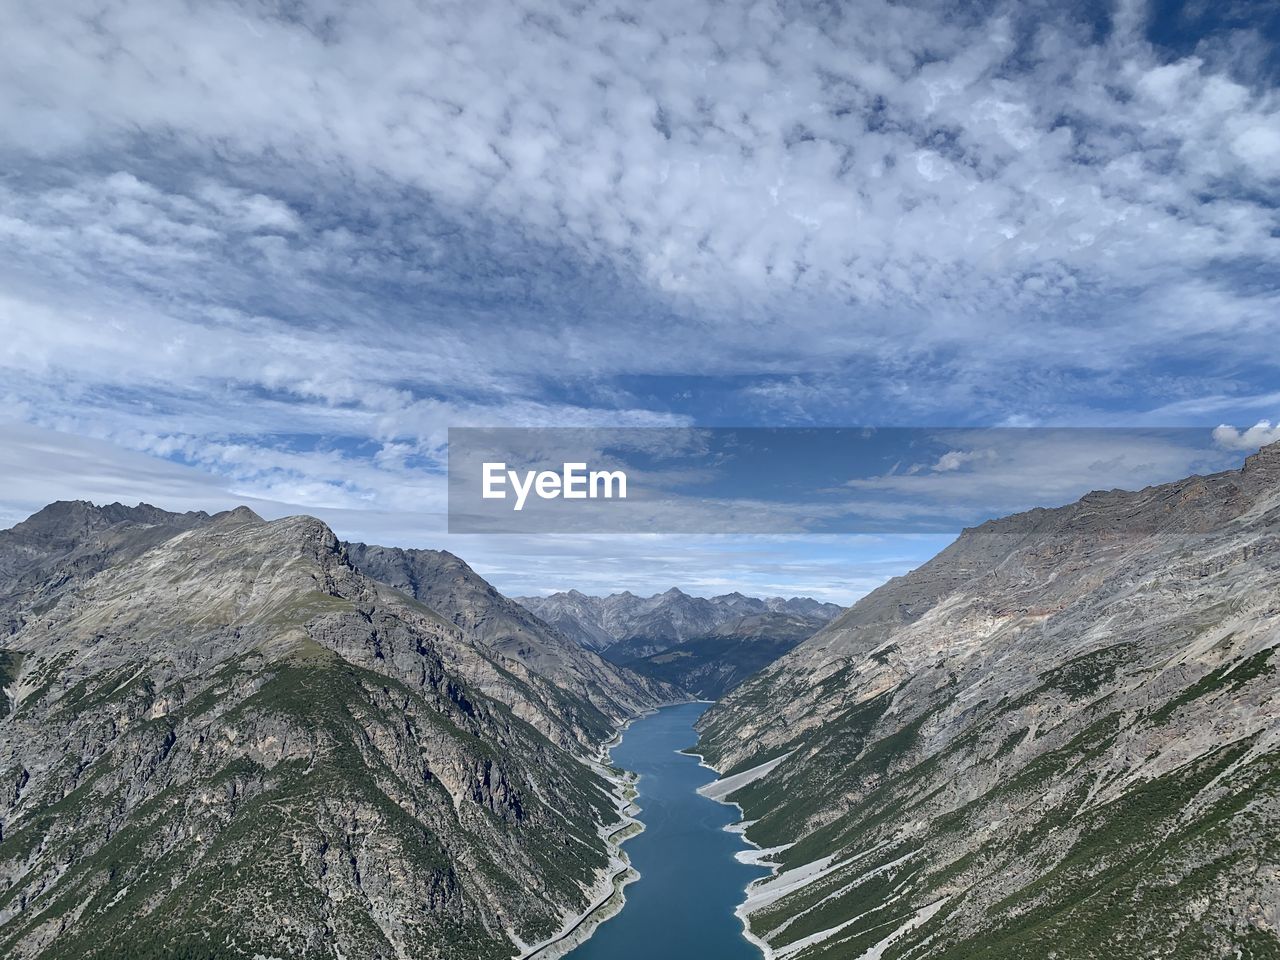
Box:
[0, 501, 674, 960]
[515, 589, 844, 698]
[693, 442, 1280, 960]
[515, 587, 842, 652]
[608, 610, 832, 700]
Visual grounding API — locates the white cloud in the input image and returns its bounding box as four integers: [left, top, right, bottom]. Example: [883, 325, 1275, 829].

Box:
[0, 419, 937, 602]
[2, 1, 1277, 322]
[932, 449, 996, 472]
[0, 0, 1277, 589]
[847, 428, 1239, 521]
[1212, 419, 1280, 451]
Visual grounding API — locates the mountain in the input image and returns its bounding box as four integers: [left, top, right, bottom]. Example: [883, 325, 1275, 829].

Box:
[342, 543, 677, 746]
[515, 589, 842, 698]
[0, 500, 212, 637]
[609, 611, 832, 700]
[515, 588, 842, 654]
[0, 503, 665, 960]
[693, 445, 1280, 960]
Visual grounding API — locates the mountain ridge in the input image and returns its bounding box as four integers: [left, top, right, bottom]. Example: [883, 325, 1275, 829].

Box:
[0, 501, 664, 959]
[0, 499, 215, 637]
[515, 587, 842, 653]
[516, 588, 843, 698]
[692, 441, 1280, 960]
[343, 542, 680, 745]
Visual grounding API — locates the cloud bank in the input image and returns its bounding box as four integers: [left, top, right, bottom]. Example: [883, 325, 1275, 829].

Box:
[2, 0, 1279, 590]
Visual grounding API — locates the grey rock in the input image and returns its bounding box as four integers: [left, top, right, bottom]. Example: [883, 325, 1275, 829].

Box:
[695, 442, 1280, 959]
[344, 543, 680, 747]
[516, 587, 841, 653]
[0, 505, 653, 959]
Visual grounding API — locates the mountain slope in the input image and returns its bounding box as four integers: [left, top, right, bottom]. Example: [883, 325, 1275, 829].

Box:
[0, 508, 639, 960]
[608, 611, 831, 699]
[0, 500, 211, 637]
[694, 444, 1280, 960]
[343, 544, 677, 747]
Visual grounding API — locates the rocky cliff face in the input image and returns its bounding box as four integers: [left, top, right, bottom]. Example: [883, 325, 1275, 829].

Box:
[695, 444, 1280, 960]
[343, 544, 677, 748]
[0, 505, 653, 960]
[520, 587, 731, 652]
[0, 501, 212, 637]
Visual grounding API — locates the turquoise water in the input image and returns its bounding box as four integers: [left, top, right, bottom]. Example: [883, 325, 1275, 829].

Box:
[567, 701, 769, 960]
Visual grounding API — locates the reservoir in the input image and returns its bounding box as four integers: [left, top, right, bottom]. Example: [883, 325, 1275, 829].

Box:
[569, 701, 769, 960]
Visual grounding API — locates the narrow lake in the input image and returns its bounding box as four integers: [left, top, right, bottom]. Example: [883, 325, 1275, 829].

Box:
[568, 701, 769, 960]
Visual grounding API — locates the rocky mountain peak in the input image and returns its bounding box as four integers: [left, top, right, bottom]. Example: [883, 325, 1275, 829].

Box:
[341, 540, 676, 744]
[211, 504, 264, 525]
[0, 502, 646, 960]
[15, 499, 100, 527]
[516, 587, 844, 654]
[0, 500, 216, 636]
[1242, 438, 1280, 480]
[12, 499, 210, 537]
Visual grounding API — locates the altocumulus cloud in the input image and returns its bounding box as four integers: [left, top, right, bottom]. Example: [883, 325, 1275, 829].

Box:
[1, 0, 1279, 591]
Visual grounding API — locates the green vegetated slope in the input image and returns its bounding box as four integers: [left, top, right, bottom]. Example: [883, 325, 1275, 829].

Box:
[0, 507, 633, 960]
[696, 443, 1280, 960]
[605, 612, 826, 699]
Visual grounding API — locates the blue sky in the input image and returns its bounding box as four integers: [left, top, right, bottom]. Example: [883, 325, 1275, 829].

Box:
[2, 0, 1279, 601]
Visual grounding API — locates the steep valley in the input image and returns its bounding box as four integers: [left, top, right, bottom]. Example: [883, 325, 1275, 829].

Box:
[3, 438, 1279, 960]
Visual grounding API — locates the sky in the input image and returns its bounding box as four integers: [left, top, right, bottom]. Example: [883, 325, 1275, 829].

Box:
[2, 0, 1279, 602]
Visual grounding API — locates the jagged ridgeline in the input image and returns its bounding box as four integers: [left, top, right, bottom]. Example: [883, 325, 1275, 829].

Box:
[515, 589, 843, 699]
[0, 502, 672, 960]
[695, 444, 1280, 960]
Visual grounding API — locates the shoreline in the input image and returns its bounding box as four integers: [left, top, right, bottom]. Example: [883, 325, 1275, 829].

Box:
[684, 745, 792, 960]
[515, 700, 691, 960]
